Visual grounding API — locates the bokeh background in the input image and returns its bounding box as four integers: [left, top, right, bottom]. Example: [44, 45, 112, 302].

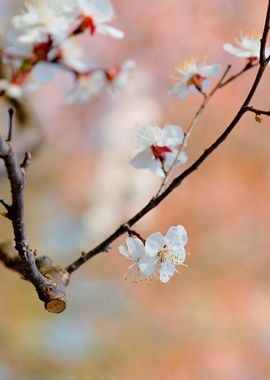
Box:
[0, 0, 270, 379]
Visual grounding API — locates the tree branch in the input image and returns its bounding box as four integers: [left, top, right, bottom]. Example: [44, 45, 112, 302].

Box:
[156, 64, 232, 195]
[0, 131, 69, 313]
[243, 106, 270, 116]
[66, 0, 270, 275]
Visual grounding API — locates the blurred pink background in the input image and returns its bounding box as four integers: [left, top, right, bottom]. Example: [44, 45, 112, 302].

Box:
[0, 0, 270, 379]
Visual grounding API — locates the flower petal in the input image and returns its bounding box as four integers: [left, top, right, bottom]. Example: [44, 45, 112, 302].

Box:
[161, 124, 184, 146]
[130, 148, 153, 169]
[135, 126, 162, 149]
[118, 245, 129, 258]
[165, 225, 188, 246]
[126, 237, 145, 259]
[148, 158, 164, 177]
[170, 80, 189, 99]
[201, 79, 211, 93]
[97, 25, 124, 39]
[199, 64, 222, 77]
[163, 149, 187, 172]
[138, 256, 156, 277]
[159, 261, 175, 283]
[169, 246, 186, 265]
[145, 232, 165, 257]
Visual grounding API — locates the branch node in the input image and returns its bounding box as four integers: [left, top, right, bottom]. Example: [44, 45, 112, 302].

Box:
[0, 199, 13, 219]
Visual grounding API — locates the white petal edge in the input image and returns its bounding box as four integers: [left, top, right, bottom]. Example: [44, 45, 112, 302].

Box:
[130, 148, 153, 169]
[165, 225, 188, 247]
[161, 124, 184, 146]
[126, 237, 145, 259]
[159, 261, 175, 283]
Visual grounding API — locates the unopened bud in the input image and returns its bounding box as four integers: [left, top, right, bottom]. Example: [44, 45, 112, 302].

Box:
[255, 114, 262, 123]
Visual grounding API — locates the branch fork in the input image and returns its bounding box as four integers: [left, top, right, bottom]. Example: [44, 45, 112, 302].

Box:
[0, 119, 69, 313]
[1, 1, 270, 313]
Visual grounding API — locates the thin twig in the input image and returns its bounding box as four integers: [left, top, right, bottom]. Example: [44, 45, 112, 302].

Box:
[244, 106, 270, 116]
[66, 0, 270, 275]
[7, 108, 14, 142]
[156, 65, 232, 195]
[219, 60, 258, 89]
[124, 224, 146, 243]
[157, 60, 254, 195]
[260, 3, 270, 65]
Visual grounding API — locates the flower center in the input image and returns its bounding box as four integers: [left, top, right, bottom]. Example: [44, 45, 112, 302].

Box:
[32, 37, 53, 62]
[158, 246, 182, 264]
[74, 15, 96, 35]
[106, 66, 121, 81]
[158, 248, 167, 263]
[187, 73, 206, 90]
[11, 73, 26, 86]
[151, 145, 172, 160]
[247, 57, 258, 65]
[175, 56, 198, 75]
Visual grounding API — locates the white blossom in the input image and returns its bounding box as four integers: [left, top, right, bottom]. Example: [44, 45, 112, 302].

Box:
[59, 38, 88, 72]
[107, 60, 136, 90]
[130, 124, 187, 177]
[10, 0, 75, 45]
[4, 25, 34, 62]
[66, 71, 106, 103]
[223, 31, 270, 59]
[31, 38, 88, 84]
[118, 237, 156, 279]
[66, 59, 135, 102]
[67, 0, 124, 39]
[144, 226, 187, 283]
[170, 57, 222, 99]
[118, 225, 188, 283]
[0, 78, 38, 99]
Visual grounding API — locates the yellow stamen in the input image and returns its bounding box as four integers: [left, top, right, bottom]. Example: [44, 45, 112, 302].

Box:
[175, 56, 198, 75]
[181, 263, 189, 268]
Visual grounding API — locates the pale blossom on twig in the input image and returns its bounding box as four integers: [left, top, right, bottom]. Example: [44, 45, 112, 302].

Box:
[130, 124, 187, 177]
[118, 237, 156, 279]
[106, 60, 136, 90]
[170, 57, 222, 99]
[31, 38, 88, 83]
[144, 226, 188, 283]
[4, 26, 34, 62]
[66, 59, 135, 102]
[118, 225, 188, 283]
[67, 0, 124, 39]
[0, 78, 38, 99]
[223, 31, 270, 60]
[66, 71, 106, 102]
[11, 0, 74, 44]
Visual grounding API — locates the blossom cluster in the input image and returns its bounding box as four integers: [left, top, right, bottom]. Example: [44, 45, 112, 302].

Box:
[118, 226, 188, 283]
[119, 30, 270, 283]
[0, 0, 134, 101]
[1, 1, 268, 287]
[170, 32, 269, 99]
